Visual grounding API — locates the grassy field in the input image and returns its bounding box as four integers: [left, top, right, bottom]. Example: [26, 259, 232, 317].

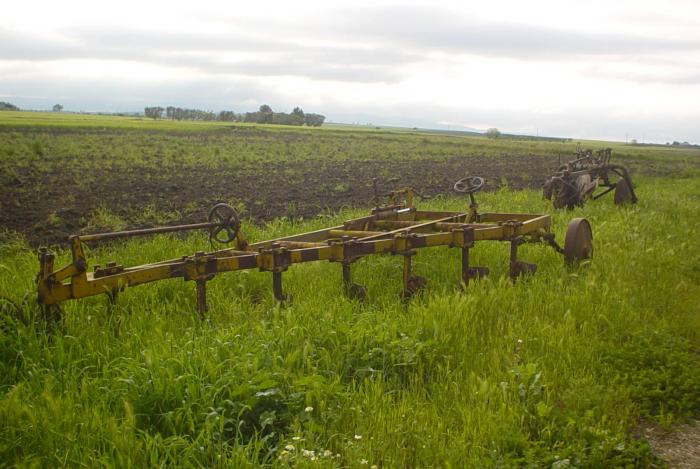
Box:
[1, 176, 699, 466]
[2, 111, 699, 247]
[1, 112, 699, 466]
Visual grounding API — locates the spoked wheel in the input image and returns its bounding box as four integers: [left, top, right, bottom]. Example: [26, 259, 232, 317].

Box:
[453, 176, 485, 194]
[614, 178, 635, 205]
[208, 203, 241, 244]
[563, 218, 593, 265]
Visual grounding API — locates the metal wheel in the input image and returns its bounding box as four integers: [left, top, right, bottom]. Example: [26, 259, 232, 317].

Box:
[563, 218, 593, 265]
[208, 203, 241, 244]
[454, 176, 485, 194]
[614, 178, 634, 205]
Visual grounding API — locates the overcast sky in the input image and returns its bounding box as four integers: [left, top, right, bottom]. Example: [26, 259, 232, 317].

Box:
[2, 0, 699, 142]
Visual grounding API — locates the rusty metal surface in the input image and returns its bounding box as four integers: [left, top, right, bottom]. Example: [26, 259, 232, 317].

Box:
[543, 147, 638, 209]
[563, 218, 593, 265]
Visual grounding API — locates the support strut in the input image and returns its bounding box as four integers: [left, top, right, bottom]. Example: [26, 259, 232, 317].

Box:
[272, 272, 287, 303]
[341, 261, 367, 300]
[460, 246, 489, 287]
[196, 279, 207, 319]
[509, 238, 537, 280]
[402, 252, 426, 298]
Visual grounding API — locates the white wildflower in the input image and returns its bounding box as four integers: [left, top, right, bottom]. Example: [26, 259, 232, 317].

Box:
[284, 444, 295, 452]
[354, 434, 362, 440]
[305, 406, 314, 412]
[360, 459, 368, 465]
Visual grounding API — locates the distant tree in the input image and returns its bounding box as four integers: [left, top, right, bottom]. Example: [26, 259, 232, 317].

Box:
[218, 110, 236, 122]
[52, 104, 63, 112]
[272, 112, 293, 125]
[290, 107, 305, 126]
[256, 104, 273, 124]
[486, 128, 501, 139]
[304, 113, 325, 127]
[630, 138, 638, 144]
[148, 103, 321, 127]
[0, 101, 19, 111]
[144, 106, 164, 119]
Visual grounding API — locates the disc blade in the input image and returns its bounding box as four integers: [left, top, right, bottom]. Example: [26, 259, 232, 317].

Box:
[614, 178, 634, 205]
[563, 218, 593, 265]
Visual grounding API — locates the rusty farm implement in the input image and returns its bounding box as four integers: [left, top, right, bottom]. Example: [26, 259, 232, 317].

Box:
[543, 147, 637, 209]
[36, 177, 593, 318]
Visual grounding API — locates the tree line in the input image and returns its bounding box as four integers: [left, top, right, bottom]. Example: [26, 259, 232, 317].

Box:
[0, 101, 20, 111]
[144, 105, 325, 127]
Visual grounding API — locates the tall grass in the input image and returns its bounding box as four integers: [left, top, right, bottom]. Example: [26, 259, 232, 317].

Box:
[1, 177, 699, 467]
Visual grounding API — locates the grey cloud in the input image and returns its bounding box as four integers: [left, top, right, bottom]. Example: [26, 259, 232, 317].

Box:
[321, 6, 700, 59]
[586, 68, 700, 85]
[4, 4, 698, 87]
[0, 26, 415, 83]
[0, 75, 273, 111]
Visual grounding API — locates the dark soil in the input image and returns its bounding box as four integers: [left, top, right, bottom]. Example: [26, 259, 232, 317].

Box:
[3, 154, 557, 247]
[2, 127, 695, 247]
[637, 420, 700, 468]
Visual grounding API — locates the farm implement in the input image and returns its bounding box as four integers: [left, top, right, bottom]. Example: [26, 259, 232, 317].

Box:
[543, 147, 637, 209]
[36, 177, 593, 318]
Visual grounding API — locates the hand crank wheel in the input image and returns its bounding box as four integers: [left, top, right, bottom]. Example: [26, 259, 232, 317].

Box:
[208, 203, 241, 244]
[563, 218, 593, 265]
[453, 176, 485, 194]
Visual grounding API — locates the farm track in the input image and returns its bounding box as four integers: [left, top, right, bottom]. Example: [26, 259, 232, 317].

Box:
[1, 127, 697, 246]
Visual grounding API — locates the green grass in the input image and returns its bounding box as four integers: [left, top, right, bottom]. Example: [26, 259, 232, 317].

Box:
[1, 112, 697, 181]
[1, 176, 699, 467]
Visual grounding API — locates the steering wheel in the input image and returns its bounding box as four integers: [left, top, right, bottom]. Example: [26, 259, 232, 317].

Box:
[453, 176, 485, 194]
[208, 203, 241, 244]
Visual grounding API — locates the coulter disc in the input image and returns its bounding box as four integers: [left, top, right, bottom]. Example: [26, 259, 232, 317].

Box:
[614, 178, 634, 205]
[563, 218, 593, 265]
[552, 181, 579, 210]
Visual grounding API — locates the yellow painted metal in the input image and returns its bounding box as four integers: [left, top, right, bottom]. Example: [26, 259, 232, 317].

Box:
[36, 192, 557, 309]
